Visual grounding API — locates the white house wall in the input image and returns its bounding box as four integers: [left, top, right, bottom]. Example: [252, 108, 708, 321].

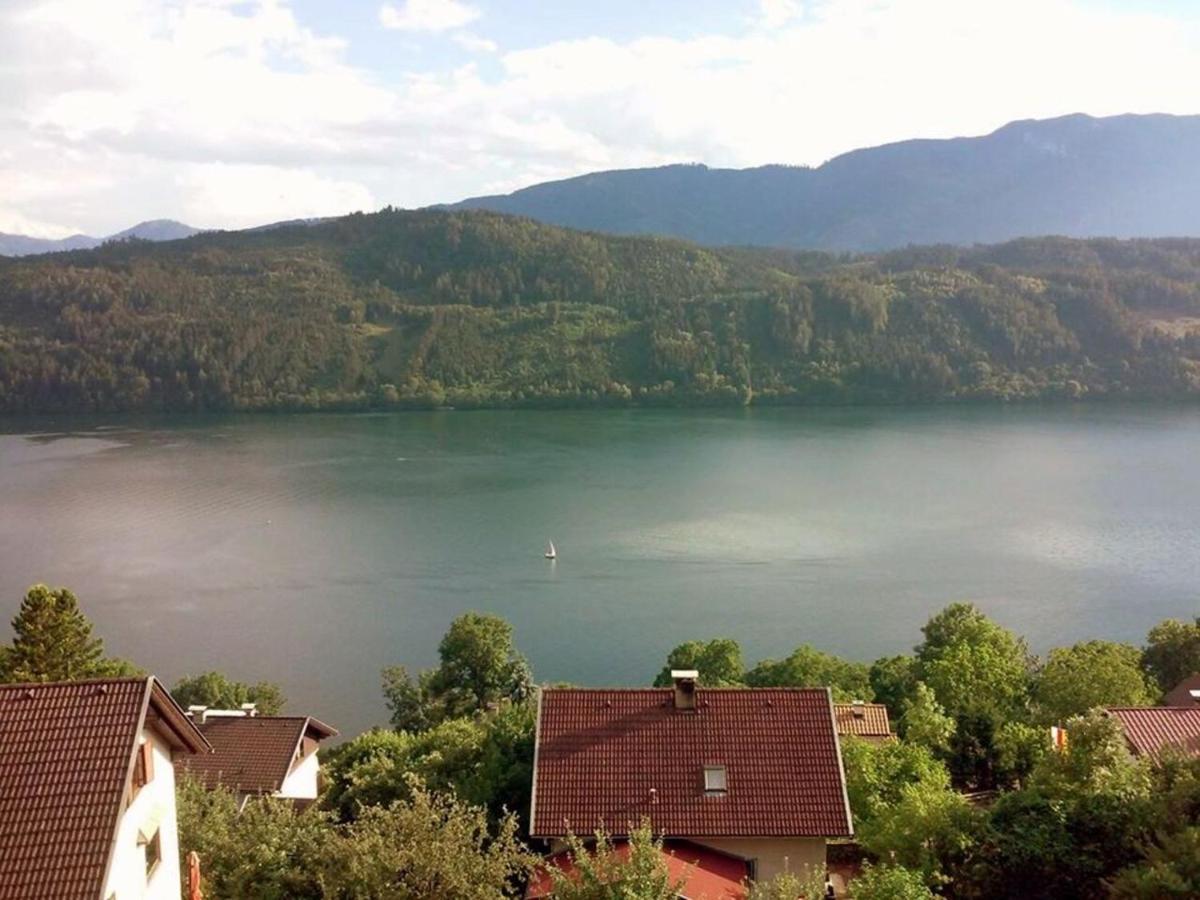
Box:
[277, 749, 320, 800]
[102, 728, 182, 900]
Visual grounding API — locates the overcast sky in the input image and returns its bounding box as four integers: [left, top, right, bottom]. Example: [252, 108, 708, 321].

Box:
[3, 0, 1200, 237]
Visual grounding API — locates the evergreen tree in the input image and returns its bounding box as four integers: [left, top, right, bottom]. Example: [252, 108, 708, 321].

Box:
[4, 584, 111, 682]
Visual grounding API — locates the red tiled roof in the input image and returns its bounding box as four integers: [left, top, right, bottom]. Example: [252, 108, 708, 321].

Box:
[833, 703, 891, 738]
[531, 687, 852, 839]
[0, 677, 208, 900]
[177, 716, 337, 794]
[1164, 674, 1200, 708]
[1108, 707, 1200, 761]
[527, 839, 749, 900]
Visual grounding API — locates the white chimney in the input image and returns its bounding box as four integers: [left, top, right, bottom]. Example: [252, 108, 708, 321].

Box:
[672, 670, 698, 711]
[852, 700, 866, 719]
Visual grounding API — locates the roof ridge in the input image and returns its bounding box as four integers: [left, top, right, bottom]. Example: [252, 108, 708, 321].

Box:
[0, 675, 150, 689]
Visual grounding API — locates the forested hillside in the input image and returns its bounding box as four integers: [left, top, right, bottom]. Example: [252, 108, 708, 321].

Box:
[451, 114, 1200, 250]
[2, 207, 1200, 413]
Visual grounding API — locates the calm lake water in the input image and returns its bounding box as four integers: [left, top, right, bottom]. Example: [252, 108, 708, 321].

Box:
[2, 406, 1198, 734]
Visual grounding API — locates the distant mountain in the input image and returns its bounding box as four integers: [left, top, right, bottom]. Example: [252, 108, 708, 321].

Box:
[0, 219, 201, 257]
[4, 207, 1200, 414]
[449, 113, 1200, 251]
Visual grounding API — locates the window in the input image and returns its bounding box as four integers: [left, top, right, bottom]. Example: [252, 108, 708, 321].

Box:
[132, 741, 154, 796]
[703, 765, 727, 794]
[141, 828, 161, 879]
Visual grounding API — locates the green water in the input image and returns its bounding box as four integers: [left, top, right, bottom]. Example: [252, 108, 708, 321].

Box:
[2, 406, 1197, 734]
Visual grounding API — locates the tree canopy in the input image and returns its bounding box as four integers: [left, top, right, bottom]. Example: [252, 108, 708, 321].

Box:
[171, 671, 287, 715]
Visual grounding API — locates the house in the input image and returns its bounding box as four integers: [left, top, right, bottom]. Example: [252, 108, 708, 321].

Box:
[175, 707, 337, 807]
[833, 701, 892, 742]
[1106, 706, 1200, 761]
[529, 671, 854, 887]
[0, 676, 210, 900]
[1163, 673, 1200, 708]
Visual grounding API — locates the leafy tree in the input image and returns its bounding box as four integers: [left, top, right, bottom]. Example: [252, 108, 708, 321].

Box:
[746, 644, 872, 701]
[1110, 826, 1200, 899]
[849, 863, 935, 900]
[898, 683, 954, 754]
[869, 655, 919, 720]
[652, 638, 744, 686]
[915, 604, 1030, 722]
[382, 613, 533, 730]
[547, 821, 686, 900]
[1142, 617, 1200, 693]
[176, 773, 328, 899]
[320, 777, 536, 900]
[746, 868, 828, 900]
[381, 664, 434, 732]
[171, 671, 286, 715]
[915, 604, 1031, 787]
[992, 721, 1048, 788]
[1032, 641, 1157, 724]
[841, 737, 952, 826]
[1028, 710, 1151, 800]
[2, 584, 134, 682]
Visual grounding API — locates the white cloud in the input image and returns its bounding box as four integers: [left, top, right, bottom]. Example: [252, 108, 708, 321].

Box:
[452, 31, 498, 53]
[379, 0, 480, 33]
[2, 0, 1200, 236]
[759, 0, 801, 28]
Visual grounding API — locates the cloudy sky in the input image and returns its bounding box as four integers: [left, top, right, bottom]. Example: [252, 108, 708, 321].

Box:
[3, 0, 1199, 237]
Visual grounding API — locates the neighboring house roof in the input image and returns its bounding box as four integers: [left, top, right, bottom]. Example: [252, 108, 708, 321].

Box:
[833, 703, 891, 739]
[1163, 673, 1200, 708]
[177, 716, 337, 794]
[531, 687, 853, 839]
[0, 677, 209, 900]
[526, 839, 749, 900]
[1107, 707, 1200, 761]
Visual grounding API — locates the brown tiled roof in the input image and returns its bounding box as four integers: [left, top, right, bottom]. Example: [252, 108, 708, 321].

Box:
[1107, 707, 1200, 761]
[177, 716, 337, 794]
[0, 677, 208, 900]
[833, 703, 891, 738]
[531, 687, 852, 839]
[1164, 674, 1200, 708]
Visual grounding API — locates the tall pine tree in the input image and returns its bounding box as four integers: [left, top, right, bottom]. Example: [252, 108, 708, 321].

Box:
[3, 584, 117, 682]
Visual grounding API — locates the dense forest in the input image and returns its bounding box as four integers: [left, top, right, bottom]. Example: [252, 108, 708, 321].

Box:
[3, 207, 1200, 413]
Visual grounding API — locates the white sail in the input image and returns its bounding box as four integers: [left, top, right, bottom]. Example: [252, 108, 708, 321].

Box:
[545, 540, 557, 559]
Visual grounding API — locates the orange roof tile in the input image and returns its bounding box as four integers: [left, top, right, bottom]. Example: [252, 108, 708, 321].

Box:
[531, 687, 853, 839]
[1108, 707, 1200, 761]
[177, 716, 336, 794]
[833, 703, 891, 738]
[0, 677, 207, 900]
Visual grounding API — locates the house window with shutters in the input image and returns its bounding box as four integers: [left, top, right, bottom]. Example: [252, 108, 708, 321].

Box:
[132, 740, 154, 798]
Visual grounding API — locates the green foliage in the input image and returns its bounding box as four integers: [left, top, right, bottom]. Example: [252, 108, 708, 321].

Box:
[547, 821, 686, 900]
[849, 863, 935, 900]
[914, 604, 1031, 787]
[652, 638, 745, 686]
[178, 773, 534, 900]
[746, 644, 872, 701]
[1, 584, 135, 682]
[1142, 617, 1200, 692]
[897, 683, 954, 754]
[1028, 710, 1151, 801]
[383, 612, 532, 731]
[323, 701, 535, 828]
[1032, 640, 1157, 724]
[992, 721, 1048, 788]
[6, 214, 1200, 413]
[746, 868, 828, 900]
[840, 737, 952, 826]
[1110, 826, 1200, 898]
[868, 655, 919, 721]
[171, 671, 286, 715]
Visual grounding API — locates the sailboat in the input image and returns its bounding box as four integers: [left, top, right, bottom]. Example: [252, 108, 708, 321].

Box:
[544, 540, 557, 560]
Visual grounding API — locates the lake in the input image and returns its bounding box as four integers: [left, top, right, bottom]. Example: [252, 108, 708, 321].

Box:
[2, 406, 1197, 735]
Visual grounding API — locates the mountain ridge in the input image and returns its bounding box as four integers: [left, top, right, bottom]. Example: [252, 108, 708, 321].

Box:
[0, 219, 201, 257]
[448, 113, 1200, 250]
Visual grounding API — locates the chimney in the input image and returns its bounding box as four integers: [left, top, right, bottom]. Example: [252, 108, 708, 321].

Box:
[187, 705, 208, 723]
[852, 700, 865, 719]
[648, 787, 659, 805]
[672, 670, 698, 711]
[241, 703, 258, 717]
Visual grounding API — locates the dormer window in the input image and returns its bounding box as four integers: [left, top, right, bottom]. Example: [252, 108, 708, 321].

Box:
[703, 765, 727, 795]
